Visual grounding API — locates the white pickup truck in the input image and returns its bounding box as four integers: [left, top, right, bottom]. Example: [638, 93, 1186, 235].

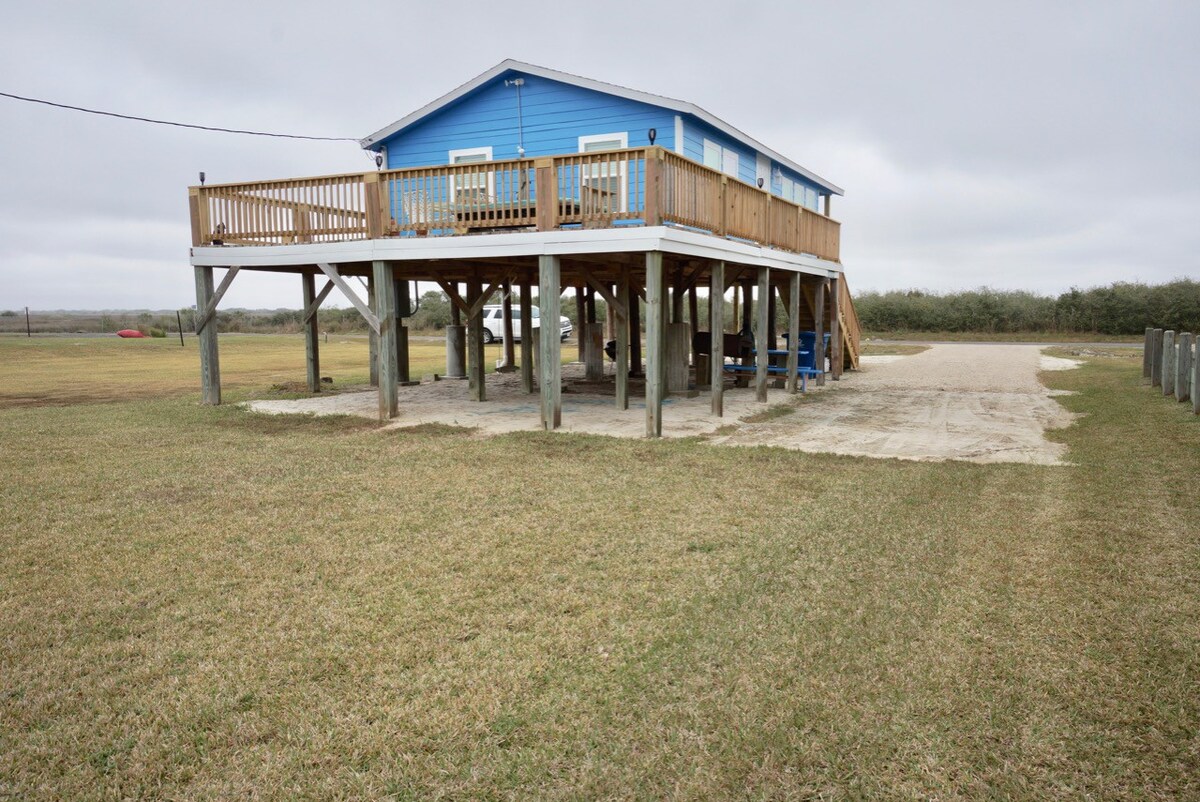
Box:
[480, 304, 572, 343]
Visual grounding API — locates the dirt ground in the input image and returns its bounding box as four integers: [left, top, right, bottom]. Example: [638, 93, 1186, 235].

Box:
[247, 344, 1082, 464]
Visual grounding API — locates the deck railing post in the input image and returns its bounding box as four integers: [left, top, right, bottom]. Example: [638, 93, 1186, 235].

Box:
[644, 147, 663, 226]
[719, 176, 728, 237]
[764, 194, 772, 246]
[188, 187, 204, 247]
[364, 172, 383, 239]
[535, 159, 557, 231]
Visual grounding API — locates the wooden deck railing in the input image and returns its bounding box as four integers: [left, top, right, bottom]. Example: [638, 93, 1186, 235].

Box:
[188, 146, 840, 262]
[838, 275, 861, 369]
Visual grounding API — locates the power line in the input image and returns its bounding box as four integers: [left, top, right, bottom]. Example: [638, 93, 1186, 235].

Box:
[0, 90, 359, 142]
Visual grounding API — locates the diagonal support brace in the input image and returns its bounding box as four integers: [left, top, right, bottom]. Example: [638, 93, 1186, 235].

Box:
[195, 266, 240, 334]
[317, 262, 380, 334]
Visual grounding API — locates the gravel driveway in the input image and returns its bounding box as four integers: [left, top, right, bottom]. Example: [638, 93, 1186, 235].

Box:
[710, 344, 1080, 464]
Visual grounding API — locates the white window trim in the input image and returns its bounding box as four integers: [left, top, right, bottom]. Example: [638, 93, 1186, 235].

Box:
[448, 146, 494, 202]
[578, 132, 629, 212]
[448, 145, 493, 162]
[578, 132, 628, 151]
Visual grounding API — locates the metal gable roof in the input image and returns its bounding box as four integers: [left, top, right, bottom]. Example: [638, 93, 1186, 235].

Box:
[359, 59, 844, 197]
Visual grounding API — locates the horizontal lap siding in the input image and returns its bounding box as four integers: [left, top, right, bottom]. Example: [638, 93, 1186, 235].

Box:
[682, 117, 825, 209]
[680, 118, 758, 185]
[382, 75, 677, 168]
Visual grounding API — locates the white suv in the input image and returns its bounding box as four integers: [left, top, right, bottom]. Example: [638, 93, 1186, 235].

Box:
[481, 304, 572, 344]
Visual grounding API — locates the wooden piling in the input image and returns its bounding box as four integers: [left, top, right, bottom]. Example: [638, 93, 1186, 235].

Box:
[1177, 333, 1192, 403]
[519, 282, 534, 394]
[583, 322, 605, 381]
[367, 275, 379, 387]
[539, 256, 562, 430]
[645, 252, 665, 437]
[1162, 331, 1175, 397]
[467, 277, 486, 402]
[615, 269, 630, 410]
[813, 279, 827, 387]
[786, 272, 800, 394]
[575, 286, 586, 362]
[372, 261, 398, 420]
[667, 322, 691, 393]
[1193, 337, 1200, 415]
[1142, 327, 1154, 383]
[302, 272, 320, 393]
[501, 279, 515, 370]
[755, 267, 770, 402]
[445, 325, 466, 378]
[1151, 328, 1163, 387]
[710, 261, 725, 417]
[830, 275, 842, 380]
[629, 281, 643, 377]
[194, 266, 221, 405]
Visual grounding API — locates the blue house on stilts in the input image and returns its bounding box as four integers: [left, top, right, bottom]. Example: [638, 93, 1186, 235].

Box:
[188, 60, 859, 436]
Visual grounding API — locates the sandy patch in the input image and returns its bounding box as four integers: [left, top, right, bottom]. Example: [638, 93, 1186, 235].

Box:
[246, 344, 1079, 465]
[1040, 354, 1084, 371]
[711, 344, 1078, 465]
[247, 364, 798, 439]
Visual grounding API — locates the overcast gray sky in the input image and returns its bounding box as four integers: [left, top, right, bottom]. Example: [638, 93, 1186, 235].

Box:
[1, 0, 1196, 310]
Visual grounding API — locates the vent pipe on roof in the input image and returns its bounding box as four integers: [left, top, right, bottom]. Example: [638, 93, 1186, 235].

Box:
[505, 77, 526, 158]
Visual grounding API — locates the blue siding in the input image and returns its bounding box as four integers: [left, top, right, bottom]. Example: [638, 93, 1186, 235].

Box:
[680, 117, 757, 185]
[682, 117, 823, 209]
[771, 163, 824, 211]
[380, 73, 677, 168]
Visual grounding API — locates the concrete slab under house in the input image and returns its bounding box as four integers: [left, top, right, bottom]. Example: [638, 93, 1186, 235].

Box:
[187, 59, 861, 437]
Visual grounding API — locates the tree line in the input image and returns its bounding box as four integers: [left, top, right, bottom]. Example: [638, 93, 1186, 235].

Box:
[853, 280, 1200, 336]
[10, 279, 1196, 337]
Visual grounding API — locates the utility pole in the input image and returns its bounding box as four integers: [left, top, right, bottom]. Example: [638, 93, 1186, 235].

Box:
[25, 306, 30, 337]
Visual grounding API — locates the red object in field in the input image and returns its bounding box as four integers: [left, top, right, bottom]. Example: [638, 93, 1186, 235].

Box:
[116, 329, 146, 338]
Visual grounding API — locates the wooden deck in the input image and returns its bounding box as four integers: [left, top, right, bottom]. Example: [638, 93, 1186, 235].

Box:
[187, 146, 842, 263]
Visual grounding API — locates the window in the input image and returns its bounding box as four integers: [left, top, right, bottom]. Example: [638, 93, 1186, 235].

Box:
[579, 132, 628, 213]
[702, 138, 741, 180]
[781, 176, 795, 202]
[703, 140, 722, 170]
[448, 146, 493, 203]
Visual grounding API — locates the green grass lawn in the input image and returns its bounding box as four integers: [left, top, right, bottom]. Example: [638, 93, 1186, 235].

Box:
[1, 337, 1197, 799]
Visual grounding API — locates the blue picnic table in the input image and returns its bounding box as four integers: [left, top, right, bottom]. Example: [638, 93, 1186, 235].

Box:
[723, 349, 823, 391]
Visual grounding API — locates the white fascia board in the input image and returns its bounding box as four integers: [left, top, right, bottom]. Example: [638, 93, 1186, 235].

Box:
[190, 227, 843, 278]
[657, 228, 842, 276]
[359, 59, 844, 197]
